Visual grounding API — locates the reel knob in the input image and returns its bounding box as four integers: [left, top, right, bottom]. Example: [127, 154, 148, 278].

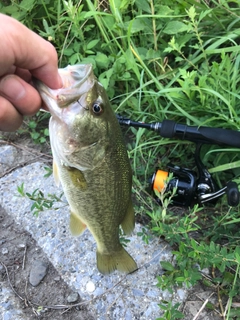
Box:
[226, 181, 240, 207]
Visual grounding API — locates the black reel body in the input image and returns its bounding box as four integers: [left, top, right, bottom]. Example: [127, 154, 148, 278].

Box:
[151, 165, 197, 207]
[151, 145, 240, 207]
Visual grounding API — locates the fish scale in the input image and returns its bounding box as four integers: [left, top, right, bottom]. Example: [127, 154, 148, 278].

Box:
[34, 64, 137, 274]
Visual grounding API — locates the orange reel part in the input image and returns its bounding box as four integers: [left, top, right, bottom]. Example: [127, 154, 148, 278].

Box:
[152, 170, 169, 192]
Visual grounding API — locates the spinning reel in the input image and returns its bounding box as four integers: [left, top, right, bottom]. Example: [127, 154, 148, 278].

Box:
[117, 115, 240, 207]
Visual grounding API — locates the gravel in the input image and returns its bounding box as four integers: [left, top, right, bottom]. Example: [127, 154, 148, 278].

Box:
[0, 145, 188, 319]
[0, 286, 28, 320]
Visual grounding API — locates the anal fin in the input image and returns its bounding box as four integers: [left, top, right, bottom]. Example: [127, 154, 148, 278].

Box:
[121, 200, 135, 235]
[69, 211, 86, 236]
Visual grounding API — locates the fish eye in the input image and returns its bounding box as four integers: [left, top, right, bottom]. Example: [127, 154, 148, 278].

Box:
[92, 102, 103, 115]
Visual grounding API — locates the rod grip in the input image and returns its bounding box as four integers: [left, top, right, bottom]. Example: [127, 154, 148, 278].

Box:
[159, 120, 240, 147]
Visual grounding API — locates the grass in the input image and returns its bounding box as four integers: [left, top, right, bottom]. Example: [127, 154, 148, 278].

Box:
[2, 0, 240, 318]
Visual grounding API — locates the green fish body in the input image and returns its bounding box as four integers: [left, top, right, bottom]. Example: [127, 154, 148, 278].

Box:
[35, 64, 137, 274]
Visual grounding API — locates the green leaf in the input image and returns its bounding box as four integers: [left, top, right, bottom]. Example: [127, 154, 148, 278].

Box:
[235, 252, 240, 264]
[28, 121, 37, 129]
[17, 183, 25, 196]
[95, 53, 110, 68]
[135, 0, 151, 13]
[187, 6, 197, 21]
[85, 50, 95, 54]
[0, 5, 19, 15]
[199, 9, 212, 22]
[127, 18, 146, 33]
[222, 271, 235, 287]
[19, 0, 36, 11]
[175, 277, 185, 283]
[39, 137, 46, 143]
[163, 21, 189, 35]
[31, 202, 37, 211]
[86, 39, 100, 50]
[42, 18, 49, 33]
[69, 53, 81, 65]
[44, 167, 52, 178]
[190, 238, 198, 250]
[119, 0, 130, 11]
[63, 48, 74, 56]
[121, 71, 131, 79]
[99, 68, 113, 89]
[43, 128, 49, 136]
[30, 132, 40, 140]
[229, 308, 240, 317]
[73, 41, 81, 53]
[160, 261, 175, 272]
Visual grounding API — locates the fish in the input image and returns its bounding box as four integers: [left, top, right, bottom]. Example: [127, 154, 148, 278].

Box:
[34, 64, 137, 274]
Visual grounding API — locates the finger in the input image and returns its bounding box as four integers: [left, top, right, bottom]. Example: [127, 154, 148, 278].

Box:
[29, 41, 63, 88]
[0, 96, 23, 131]
[15, 67, 32, 83]
[0, 14, 62, 89]
[0, 74, 42, 116]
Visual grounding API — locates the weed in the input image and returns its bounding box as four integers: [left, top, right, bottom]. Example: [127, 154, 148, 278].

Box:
[17, 182, 65, 216]
[157, 301, 184, 320]
[18, 111, 51, 144]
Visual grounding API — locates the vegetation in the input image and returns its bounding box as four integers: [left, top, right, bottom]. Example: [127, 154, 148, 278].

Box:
[2, 0, 240, 318]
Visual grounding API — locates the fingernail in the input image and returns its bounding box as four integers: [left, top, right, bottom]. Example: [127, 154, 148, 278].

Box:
[0, 75, 26, 101]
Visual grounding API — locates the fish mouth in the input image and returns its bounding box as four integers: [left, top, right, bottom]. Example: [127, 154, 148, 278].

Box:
[34, 64, 95, 115]
[58, 64, 93, 91]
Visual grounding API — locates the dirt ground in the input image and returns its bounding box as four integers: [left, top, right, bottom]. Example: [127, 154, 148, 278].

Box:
[0, 205, 94, 320]
[0, 133, 223, 320]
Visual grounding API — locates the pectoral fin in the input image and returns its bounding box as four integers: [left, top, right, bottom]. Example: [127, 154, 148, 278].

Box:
[65, 166, 87, 190]
[69, 211, 87, 236]
[121, 200, 135, 235]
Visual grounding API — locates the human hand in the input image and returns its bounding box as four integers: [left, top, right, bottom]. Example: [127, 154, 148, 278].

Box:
[0, 14, 62, 131]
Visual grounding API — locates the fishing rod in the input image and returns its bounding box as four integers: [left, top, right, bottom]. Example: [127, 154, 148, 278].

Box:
[117, 115, 240, 148]
[116, 115, 240, 207]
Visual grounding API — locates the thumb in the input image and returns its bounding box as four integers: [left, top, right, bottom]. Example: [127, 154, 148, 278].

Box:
[0, 74, 41, 115]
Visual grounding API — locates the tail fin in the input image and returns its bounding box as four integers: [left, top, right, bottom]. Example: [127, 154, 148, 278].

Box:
[96, 246, 137, 275]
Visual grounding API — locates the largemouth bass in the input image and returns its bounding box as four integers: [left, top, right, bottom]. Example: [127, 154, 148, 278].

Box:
[34, 64, 137, 274]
